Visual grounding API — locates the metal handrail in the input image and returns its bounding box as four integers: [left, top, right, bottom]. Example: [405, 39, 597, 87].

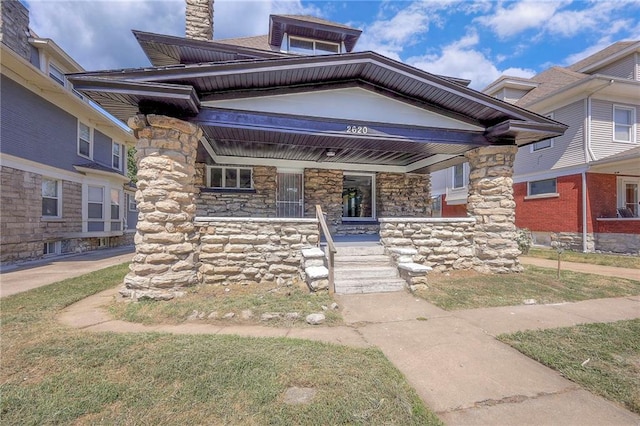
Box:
[315, 205, 336, 295]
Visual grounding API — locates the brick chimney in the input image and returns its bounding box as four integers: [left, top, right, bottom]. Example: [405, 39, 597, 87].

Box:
[0, 0, 31, 61]
[185, 0, 213, 41]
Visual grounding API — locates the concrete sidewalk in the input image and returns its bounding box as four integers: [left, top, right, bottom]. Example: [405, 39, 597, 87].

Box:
[521, 256, 639, 281]
[0, 246, 133, 298]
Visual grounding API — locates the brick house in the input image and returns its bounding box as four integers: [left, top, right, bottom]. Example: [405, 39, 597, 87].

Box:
[66, 0, 566, 299]
[431, 42, 640, 254]
[0, 0, 137, 264]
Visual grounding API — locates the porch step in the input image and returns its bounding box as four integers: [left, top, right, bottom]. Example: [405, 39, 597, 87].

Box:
[331, 243, 406, 295]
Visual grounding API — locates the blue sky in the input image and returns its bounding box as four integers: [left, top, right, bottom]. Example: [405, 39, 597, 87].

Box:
[25, 0, 640, 89]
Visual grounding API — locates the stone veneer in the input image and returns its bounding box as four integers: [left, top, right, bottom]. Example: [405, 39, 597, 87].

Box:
[196, 165, 277, 217]
[380, 218, 476, 271]
[196, 217, 319, 286]
[304, 169, 343, 224]
[123, 115, 200, 300]
[185, 0, 213, 41]
[0, 0, 30, 61]
[465, 145, 522, 273]
[376, 172, 431, 217]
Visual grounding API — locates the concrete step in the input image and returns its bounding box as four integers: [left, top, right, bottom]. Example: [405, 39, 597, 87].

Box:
[334, 279, 406, 294]
[334, 255, 392, 265]
[333, 244, 385, 256]
[334, 266, 398, 280]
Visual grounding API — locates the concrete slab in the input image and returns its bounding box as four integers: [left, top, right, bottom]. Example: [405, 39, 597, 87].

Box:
[358, 317, 573, 413]
[548, 296, 640, 324]
[286, 326, 372, 348]
[440, 388, 640, 426]
[335, 292, 449, 324]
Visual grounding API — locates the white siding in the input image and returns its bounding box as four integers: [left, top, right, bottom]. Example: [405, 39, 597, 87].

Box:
[504, 87, 529, 104]
[514, 100, 586, 175]
[595, 54, 636, 80]
[430, 169, 448, 195]
[636, 52, 640, 81]
[590, 99, 640, 159]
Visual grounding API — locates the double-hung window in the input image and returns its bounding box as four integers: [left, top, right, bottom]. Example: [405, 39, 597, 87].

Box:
[78, 122, 92, 158]
[87, 186, 104, 232]
[528, 178, 557, 196]
[207, 166, 253, 189]
[42, 178, 60, 217]
[112, 142, 122, 170]
[110, 189, 121, 231]
[453, 164, 465, 189]
[613, 105, 636, 143]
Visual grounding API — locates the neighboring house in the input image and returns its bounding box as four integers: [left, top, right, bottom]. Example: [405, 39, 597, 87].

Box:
[0, 0, 137, 264]
[431, 41, 640, 254]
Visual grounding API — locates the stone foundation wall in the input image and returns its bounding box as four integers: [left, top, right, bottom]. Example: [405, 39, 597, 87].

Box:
[304, 169, 343, 224]
[376, 173, 431, 217]
[379, 218, 476, 271]
[550, 232, 594, 252]
[594, 233, 640, 254]
[195, 218, 319, 285]
[196, 165, 277, 217]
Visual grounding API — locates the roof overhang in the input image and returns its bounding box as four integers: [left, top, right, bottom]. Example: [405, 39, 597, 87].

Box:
[68, 51, 566, 174]
[269, 15, 362, 52]
[588, 147, 640, 175]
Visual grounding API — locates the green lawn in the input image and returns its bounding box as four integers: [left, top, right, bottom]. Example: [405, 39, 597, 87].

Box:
[416, 265, 640, 310]
[0, 263, 440, 425]
[527, 248, 640, 269]
[499, 319, 640, 415]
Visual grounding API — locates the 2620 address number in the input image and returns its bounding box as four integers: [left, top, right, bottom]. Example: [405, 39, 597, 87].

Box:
[346, 125, 368, 134]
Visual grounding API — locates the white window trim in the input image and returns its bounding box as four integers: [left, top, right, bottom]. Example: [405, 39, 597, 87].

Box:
[112, 141, 123, 171]
[127, 193, 137, 212]
[527, 178, 558, 197]
[342, 172, 376, 221]
[110, 188, 123, 231]
[87, 185, 105, 232]
[48, 62, 66, 87]
[531, 113, 555, 152]
[452, 163, 467, 189]
[206, 166, 254, 189]
[617, 176, 640, 217]
[42, 177, 62, 219]
[287, 35, 341, 55]
[78, 121, 93, 160]
[612, 104, 636, 144]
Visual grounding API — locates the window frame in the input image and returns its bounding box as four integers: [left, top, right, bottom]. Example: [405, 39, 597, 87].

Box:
[127, 193, 137, 212]
[78, 121, 93, 159]
[48, 63, 66, 86]
[87, 185, 105, 232]
[527, 178, 558, 198]
[112, 141, 122, 170]
[617, 177, 639, 218]
[613, 105, 636, 144]
[43, 241, 61, 256]
[206, 166, 254, 190]
[41, 177, 61, 218]
[452, 163, 466, 189]
[531, 113, 555, 152]
[286, 35, 341, 55]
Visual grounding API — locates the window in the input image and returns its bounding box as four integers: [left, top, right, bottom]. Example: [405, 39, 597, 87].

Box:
[127, 193, 137, 212]
[78, 122, 92, 158]
[110, 189, 121, 231]
[42, 178, 60, 217]
[207, 166, 253, 189]
[43, 241, 60, 256]
[88, 186, 104, 232]
[618, 178, 639, 217]
[430, 196, 442, 218]
[288, 36, 340, 55]
[112, 142, 122, 170]
[532, 113, 555, 151]
[49, 64, 65, 86]
[613, 106, 635, 143]
[528, 178, 557, 196]
[453, 164, 465, 189]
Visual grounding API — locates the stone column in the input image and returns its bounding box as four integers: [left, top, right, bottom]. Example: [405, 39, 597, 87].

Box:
[465, 145, 522, 273]
[122, 114, 201, 300]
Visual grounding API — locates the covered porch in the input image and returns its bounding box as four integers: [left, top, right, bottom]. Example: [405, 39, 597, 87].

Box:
[69, 51, 566, 299]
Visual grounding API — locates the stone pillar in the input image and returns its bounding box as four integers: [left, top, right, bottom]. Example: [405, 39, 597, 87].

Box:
[465, 145, 522, 273]
[122, 114, 201, 300]
[186, 0, 214, 41]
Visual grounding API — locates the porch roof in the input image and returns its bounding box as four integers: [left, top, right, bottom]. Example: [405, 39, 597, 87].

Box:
[68, 51, 567, 173]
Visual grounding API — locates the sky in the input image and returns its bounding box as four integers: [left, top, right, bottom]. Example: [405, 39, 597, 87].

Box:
[24, 0, 640, 90]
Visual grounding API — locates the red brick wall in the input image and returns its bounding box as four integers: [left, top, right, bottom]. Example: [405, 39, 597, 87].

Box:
[442, 196, 467, 217]
[596, 219, 640, 233]
[586, 173, 618, 232]
[514, 174, 582, 232]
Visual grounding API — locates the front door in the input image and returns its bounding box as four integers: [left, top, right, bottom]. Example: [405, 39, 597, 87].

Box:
[342, 173, 375, 220]
[277, 171, 303, 217]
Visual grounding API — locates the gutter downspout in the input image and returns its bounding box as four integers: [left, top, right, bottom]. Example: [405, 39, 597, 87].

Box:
[582, 79, 615, 252]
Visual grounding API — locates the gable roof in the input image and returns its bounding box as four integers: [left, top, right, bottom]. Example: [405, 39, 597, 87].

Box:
[516, 67, 589, 107]
[567, 41, 639, 73]
[269, 14, 362, 52]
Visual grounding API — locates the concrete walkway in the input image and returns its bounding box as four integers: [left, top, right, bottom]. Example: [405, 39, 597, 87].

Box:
[521, 256, 639, 281]
[0, 246, 134, 298]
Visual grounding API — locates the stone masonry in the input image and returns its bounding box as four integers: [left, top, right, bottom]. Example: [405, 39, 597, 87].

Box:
[465, 145, 522, 273]
[0, 0, 30, 61]
[304, 169, 343, 224]
[196, 218, 319, 286]
[186, 0, 214, 41]
[123, 115, 200, 300]
[376, 172, 431, 217]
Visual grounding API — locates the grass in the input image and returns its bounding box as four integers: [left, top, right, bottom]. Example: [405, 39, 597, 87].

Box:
[108, 279, 341, 327]
[0, 263, 440, 425]
[499, 319, 640, 414]
[415, 265, 640, 310]
[527, 247, 640, 269]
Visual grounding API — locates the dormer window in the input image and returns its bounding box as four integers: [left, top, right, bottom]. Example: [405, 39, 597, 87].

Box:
[285, 35, 341, 55]
[49, 64, 66, 86]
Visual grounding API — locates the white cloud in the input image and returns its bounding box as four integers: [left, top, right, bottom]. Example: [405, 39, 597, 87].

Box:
[26, 0, 316, 70]
[407, 31, 535, 89]
[476, 0, 566, 38]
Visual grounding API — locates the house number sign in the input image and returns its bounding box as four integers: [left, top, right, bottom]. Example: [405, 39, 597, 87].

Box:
[346, 125, 368, 134]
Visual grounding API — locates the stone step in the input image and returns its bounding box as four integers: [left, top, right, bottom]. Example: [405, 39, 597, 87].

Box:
[334, 279, 406, 294]
[333, 245, 385, 256]
[334, 255, 392, 265]
[334, 266, 399, 280]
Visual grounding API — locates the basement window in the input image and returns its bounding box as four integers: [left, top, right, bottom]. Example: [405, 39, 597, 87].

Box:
[207, 166, 253, 189]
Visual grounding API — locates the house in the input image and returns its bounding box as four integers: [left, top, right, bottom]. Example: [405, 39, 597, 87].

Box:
[0, 0, 137, 265]
[431, 41, 640, 254]
[66, 0, 566, 299]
